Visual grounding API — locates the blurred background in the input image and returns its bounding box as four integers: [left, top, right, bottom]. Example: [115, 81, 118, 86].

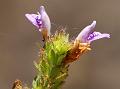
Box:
[0, 0, 119, 89]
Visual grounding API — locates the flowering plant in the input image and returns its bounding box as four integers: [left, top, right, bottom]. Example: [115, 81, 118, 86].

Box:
[12, 6, 110, 89]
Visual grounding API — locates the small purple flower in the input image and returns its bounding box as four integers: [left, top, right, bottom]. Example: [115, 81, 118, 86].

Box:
[76, 21, 110, 43]
[25, 6, 51, 35]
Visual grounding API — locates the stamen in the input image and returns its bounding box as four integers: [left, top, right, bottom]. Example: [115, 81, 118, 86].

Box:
[87, 32, 99, 40]
[87, 33, 94, 40]
[36, 16, 43, 28]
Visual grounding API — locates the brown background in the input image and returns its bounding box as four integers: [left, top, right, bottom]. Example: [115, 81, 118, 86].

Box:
[0, 0, 119, 89]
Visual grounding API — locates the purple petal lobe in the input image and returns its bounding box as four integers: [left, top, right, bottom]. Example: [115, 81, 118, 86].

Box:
[76, 21, 96, 43]
[88, 31, 110, 43]
[39, 6, 51, 35]
[40, 6, 45, 13]
[25, 14, 40, 28]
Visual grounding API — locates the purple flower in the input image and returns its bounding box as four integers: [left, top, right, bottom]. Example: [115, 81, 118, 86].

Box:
[25, 6, 51, 35]
[76, 21, 110, 43]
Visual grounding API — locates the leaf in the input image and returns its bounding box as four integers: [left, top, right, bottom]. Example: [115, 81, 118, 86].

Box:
[57, 54, 66, 65]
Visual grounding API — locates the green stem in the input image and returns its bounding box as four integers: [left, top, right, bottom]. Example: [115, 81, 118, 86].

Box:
[32, 31, 70, 89]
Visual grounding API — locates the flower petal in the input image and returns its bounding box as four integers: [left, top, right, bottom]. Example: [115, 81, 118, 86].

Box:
[88, 31, 110, 43]
[25, 14, 40, 28]
[76, 21, 96, 43]
[39, 6, 51, 35]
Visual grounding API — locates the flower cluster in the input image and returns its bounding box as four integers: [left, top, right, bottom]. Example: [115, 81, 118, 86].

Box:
[25, 6, 110, 44]
[25, 6, 110, 63]
[24, 6, 110, 89]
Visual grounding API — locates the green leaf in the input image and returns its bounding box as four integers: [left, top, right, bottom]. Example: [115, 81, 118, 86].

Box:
[57, 54, 66, 65]
[32, 30, 71, 89]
